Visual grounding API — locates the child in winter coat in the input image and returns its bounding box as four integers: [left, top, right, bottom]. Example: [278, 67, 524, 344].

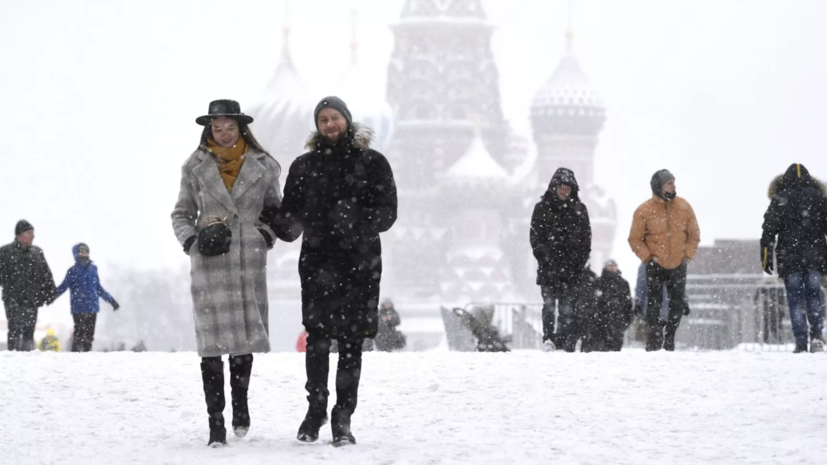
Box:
[37, 328, 62, 352]
[54, 243, 119, 352]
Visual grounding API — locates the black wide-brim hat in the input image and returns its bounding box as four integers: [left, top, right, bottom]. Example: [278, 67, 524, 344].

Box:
[195, 99, 254, 126]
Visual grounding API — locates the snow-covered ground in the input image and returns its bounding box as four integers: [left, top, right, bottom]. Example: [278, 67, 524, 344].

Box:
[2, 350, 825, 465]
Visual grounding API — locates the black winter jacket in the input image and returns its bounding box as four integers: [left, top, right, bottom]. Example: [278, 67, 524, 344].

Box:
[0, 240, 57, 308]
[761, 164, 827, 278]
[261, 124, 397, 338]
[530, 168, 592, 291]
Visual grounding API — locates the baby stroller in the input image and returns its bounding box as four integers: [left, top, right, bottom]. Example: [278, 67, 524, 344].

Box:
[452, 306, 511, 352]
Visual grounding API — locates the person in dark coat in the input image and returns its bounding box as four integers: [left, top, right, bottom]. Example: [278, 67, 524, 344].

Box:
[374, 298, 406, 352]
[171, 100, 282, 447]
[573, 267, 600, 352]
[0, 220, 57, 351]
[261, 96, 397, 446]
[53, 243, 119, 352]
[529, 168, 591, 352]
[761, 163, 827, 353]
[593, 259, 633, 351]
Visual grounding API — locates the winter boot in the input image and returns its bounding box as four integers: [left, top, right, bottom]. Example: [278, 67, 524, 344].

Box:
[331, 407, 356, 447]
[810, 337, 824, 353]
[793, 343, 809, 353]
[645, 324, 664, 352]
[201, 357, 227, 447]
[297, 403, 328, 443]
[541, 339, 556, 352]
[229, 354, 253, 438]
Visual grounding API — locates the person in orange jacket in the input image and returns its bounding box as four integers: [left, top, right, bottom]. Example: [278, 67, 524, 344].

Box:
[628, 169, 700, 351]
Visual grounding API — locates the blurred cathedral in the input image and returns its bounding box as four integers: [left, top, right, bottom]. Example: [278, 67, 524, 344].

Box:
[250, 0, 616, 308]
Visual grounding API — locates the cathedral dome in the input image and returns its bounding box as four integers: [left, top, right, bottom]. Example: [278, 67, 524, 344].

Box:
[530, 34, 605, 136]
[440, 131, 508, 206]
[249, 31, 314, 162]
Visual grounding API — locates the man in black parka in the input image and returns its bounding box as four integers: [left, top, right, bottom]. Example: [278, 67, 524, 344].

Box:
[530, 168, 592, 352]
[761, 163, 827, 353]
[0, 220, 57, 351]
[261, 96, 397, 446]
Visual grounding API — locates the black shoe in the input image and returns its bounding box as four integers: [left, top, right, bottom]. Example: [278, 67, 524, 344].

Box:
[201, 357, 227, 447]
[297, 408, 328, 443]
[230, 354, 253, 438]
[645, 327, 664, 352]
[331, 408, 356, 447]
[208, 414, 227, 447]
[793, 343, 809, 353]
[663, 335, 675, 352]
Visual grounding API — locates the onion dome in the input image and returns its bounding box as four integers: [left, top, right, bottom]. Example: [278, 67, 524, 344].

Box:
[530, 31, 606, 136]
[249, 26, 314, 161]
[440, 128, 509, 207]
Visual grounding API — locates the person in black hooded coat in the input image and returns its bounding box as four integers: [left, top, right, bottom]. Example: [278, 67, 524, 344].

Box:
[593, 260, 633, 351]
[530, 168, 591, 351]
[260, 96, 397, 446]
[760, 163, 827, 353]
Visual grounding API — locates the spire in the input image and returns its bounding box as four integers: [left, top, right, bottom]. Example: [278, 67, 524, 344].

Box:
[565, 0, 575, 55]
[350, 9, 359, 65]
[281, 0, 292, 63]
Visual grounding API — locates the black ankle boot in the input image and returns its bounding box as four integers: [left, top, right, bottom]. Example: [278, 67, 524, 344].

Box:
[331, 407, 355, 447]
[230, 354, 253, 438]
[645, 325, 664, 352]
[201, 357, 227, 447]
[297, 404, 328, 443]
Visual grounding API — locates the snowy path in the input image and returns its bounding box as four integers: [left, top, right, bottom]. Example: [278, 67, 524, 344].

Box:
[1, 350, 825, 465]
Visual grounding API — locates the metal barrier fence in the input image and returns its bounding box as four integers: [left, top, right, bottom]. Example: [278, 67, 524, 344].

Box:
[442, 277, 825, 351]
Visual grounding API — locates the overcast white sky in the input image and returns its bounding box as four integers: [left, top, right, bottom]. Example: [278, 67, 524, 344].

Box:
[2, 0, 826, 293]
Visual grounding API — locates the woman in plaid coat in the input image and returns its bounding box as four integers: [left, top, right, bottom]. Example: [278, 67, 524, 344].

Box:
[171, 100, 282, 447]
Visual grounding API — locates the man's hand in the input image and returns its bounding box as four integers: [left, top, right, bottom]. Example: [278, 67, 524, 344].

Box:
[762, 246, 774, 275]
[112, 300, 120, 311]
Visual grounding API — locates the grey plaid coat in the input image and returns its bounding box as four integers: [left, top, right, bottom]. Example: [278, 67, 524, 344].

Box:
[171, 147, 281, 357]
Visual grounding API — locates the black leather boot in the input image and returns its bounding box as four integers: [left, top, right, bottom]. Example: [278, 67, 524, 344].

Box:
[229, 354, 253, 438]
[331, 406, 355, 447]
[200, 357, 227, 447]
[297, 402, 329, 442]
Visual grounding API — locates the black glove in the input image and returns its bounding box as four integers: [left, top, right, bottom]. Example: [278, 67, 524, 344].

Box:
[683, 305, 690, 316]
[633, 303, 642, 316]
[112, 300, 120, 311]
[647, 257, 660, 269]
[258, 229, 274, 248]
[183, 236, 196, 255]
[761, 245, 774, 275]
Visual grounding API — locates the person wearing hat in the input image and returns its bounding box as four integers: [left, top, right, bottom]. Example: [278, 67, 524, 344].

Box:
[0, 220, 57, 351]
[38, 327, 62, 352]
[530, 167, 592, 353]
[53, 243, 119, 352]
[761, 163, 827, 353]
[171, 99, 283, 447]
[260, 96, 398, 447]
[592, 259, 633, 351]
[628, 169, 700, 351]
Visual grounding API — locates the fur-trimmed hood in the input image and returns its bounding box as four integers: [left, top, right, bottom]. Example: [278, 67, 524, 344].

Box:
[767, 163, 826, 199]
[304, 122, 375, 151]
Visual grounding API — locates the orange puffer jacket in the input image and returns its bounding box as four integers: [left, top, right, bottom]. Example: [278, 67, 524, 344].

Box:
[628, 194, 701, 270]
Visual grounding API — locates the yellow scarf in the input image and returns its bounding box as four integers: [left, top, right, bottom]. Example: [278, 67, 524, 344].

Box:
[206, 138, 247, 192]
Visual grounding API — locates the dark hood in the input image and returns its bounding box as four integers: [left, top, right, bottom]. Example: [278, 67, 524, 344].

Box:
[72, 243, 91, 264]
[543, 168, 580, 202]
[767, 163, 826, 199]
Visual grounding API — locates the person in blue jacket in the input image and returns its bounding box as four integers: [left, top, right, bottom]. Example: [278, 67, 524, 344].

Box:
[54, 243, 119, 352]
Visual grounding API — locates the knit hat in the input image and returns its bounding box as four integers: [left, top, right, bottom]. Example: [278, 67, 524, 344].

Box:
[604, 259, 618, 268]
[313, 96, 352, 130]
[650, 169, 675, 195]
[15, 220, 33, 236]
